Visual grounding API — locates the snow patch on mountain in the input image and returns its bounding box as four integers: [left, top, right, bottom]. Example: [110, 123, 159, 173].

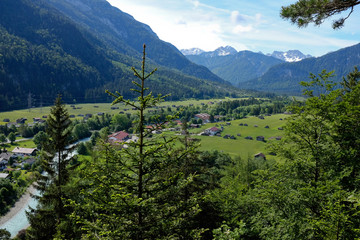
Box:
[181, 46, 237, 57]
[268, 50, 312, 62]
[180, 48, 204, 55]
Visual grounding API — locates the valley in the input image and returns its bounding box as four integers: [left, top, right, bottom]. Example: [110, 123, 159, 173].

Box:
[1, 0, 360, 239]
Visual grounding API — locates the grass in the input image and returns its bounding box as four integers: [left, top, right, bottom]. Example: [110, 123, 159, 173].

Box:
[0, 98, 238, 124]
[188, 114, 289, 160]
[2, 140, 36, 152]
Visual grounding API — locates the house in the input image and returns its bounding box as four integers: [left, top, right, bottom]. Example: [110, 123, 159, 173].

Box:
[0, 159, 8, 171]
[256, 136, 265, 142]
[0, 173, 10, 179]
[12, 147, 37, 156]
[204, 127, 221, 136]
[194, 113, 211, 123]
[254, 152, 266, 160]
[22, 158, 36, 169]
[0, 152, 13, 162]
[108, 131, 130, 144]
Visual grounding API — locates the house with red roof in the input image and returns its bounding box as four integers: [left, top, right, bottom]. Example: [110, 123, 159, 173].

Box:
[108, 131, 130, 144]
[204, 127, 221, 136]
[195, 113, 211, 123]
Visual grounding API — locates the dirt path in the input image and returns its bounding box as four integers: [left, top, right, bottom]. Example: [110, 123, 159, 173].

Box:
[0, 185, 36, 226]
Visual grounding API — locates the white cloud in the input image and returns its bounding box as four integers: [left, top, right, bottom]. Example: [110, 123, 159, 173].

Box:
[106, 0, 360, 56]
[231, 11, 246, 24]
[233, 25, 253, 34]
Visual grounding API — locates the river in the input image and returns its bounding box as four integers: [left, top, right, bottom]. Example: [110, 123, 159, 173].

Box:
[0, 137, 90, 238]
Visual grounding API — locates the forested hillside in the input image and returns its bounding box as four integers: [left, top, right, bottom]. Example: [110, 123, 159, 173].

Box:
[0, 0, 241, 111]
[186, 50, 283, 86]
[240, 43, 360, 94]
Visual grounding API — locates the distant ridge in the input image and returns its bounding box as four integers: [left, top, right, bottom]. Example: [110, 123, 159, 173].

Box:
[182, 47, 283, 86]
[240, 43, 360, 94]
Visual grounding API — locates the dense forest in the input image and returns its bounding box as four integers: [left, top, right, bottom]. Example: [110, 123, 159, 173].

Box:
[0, 0, 249, 112]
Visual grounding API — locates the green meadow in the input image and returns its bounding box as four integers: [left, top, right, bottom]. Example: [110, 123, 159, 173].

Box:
[0, 98, 232, 124]
[189, 114, 289, 160]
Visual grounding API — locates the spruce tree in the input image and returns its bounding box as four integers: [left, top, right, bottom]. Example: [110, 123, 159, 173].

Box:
[70, 45, 204, 239]
[26, 95, 75, 239]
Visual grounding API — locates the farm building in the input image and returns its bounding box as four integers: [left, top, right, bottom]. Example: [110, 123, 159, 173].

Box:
[108, 131, 130, 144]
[12, 147, 37, 157]
[194, 113, 211, 123]
[205, 127, 222, 136]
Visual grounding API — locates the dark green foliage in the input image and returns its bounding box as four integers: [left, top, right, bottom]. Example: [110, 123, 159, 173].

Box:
[26, 95, 76, 239]
[111, 114, 132, 132]
[72, 123, 91, 141]
[76, 142, 88, 155]
[0, 179, 18, 215]
[7, 132, 16, 144]
[212, 69, 360, 239]
[0, 134, 6, 145]
[281, 0, 360, 29]
[32, 131, 49, 150]
[0, 229, 11, 240]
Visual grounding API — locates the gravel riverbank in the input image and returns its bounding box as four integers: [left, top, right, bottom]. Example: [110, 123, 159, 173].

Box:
[0, 185, 36, 226]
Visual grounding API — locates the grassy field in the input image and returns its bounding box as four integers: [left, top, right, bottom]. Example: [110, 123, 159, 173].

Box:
[189, 114, 289, 160]
[2, 140, 36, 152]
[0, 98, 234, 124]
[0, 99, 290, 161]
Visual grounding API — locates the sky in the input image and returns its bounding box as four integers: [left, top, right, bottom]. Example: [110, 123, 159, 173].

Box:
[106, 0, 360, 57]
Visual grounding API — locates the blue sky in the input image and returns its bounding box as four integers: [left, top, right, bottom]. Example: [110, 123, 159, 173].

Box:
[107, 0, 360, 57]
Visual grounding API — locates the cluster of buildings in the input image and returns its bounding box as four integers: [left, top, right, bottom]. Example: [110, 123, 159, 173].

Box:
[0, 147, 38, 178]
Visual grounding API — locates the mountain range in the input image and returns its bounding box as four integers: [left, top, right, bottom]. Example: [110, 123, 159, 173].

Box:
[182, 47, 284, 86]
[240, 43, 360, 94]
[1, 0, 359, 111]
[182, 45, 360, 95]
[0, 0, 245, 111]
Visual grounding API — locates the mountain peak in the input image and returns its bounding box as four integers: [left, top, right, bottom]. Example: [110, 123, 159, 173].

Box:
[214, 46, 237, 56]
[181, 46, 237, 57]
[268, 50, 312, 62]
[180, 48, 204, 55]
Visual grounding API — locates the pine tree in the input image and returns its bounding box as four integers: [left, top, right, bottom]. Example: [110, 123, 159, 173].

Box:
[26, 95, 75, 239]
[70, 45, 204, 239]
[281, 0, 360, 29]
